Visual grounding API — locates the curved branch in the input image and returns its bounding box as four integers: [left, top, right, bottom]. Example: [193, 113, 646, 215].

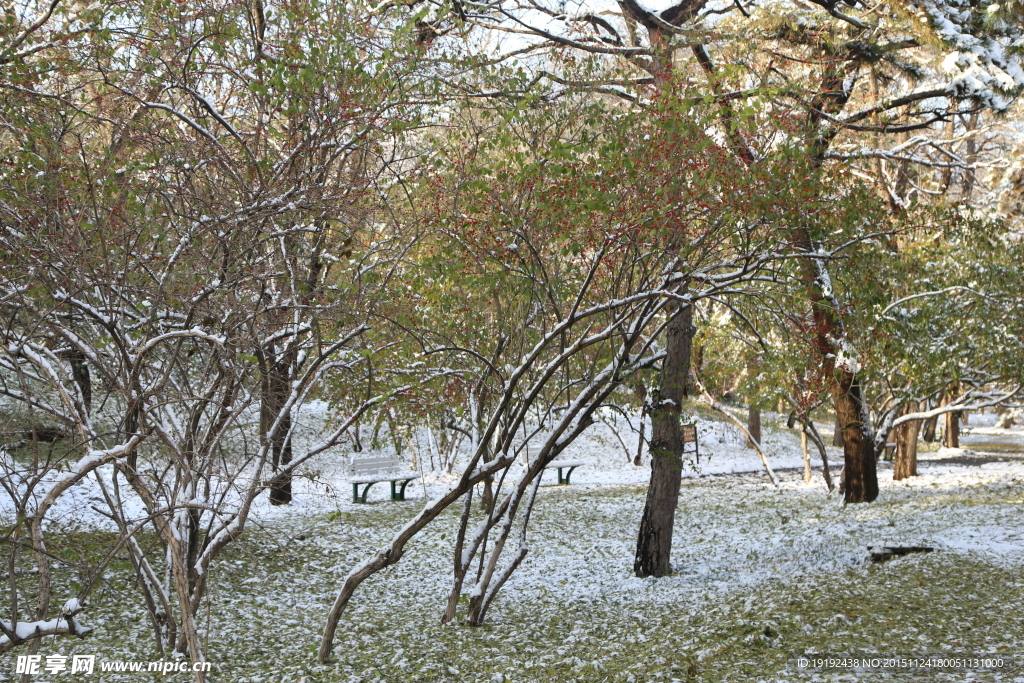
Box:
[0, 616, 92, 653]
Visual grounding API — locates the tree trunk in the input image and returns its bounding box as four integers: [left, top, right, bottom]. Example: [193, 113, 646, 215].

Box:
[268, 423, 293, 505]
[634, 405, 646, 467]
[262, 354, 294, 506]
[962, 112, 979, 199]
[922, 408, 938, 442]
[833, 372, 878, 503]
[69, 349, 91, 415]
[943, 385, 960, 448]
[801, 430, 811, 484]
[746, 405, 761, 448]
[832, 411, 844, 447]
[893, 401, 920, 481]
[634, 303, 694, 578]
[792, 222, 876, 504]
[944, 410, 960, 449]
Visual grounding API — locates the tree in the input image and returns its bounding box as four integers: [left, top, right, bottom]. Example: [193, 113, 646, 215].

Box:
[0, 0, 432, 675]
[843, 209, 1024, 478]
[893, 401, 921, 480]
[438, 0, 1024, 516]
[317, 83, 811, 656]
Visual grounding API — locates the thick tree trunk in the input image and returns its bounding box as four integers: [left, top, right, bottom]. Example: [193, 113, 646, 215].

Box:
[268, 418, 293, 505]
[746, 405, 761, 448]
[634, 304, 694, 578]
[893, 401, 920, 481]
[833, 372, 878, 502]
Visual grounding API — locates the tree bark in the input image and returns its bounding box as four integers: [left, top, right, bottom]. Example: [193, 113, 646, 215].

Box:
[793, 224, 877, 503]
[944, 385, 960, 448]
[634, 303, 694, 578]
[962, 112, 979, 199]
[262, 354, 294, 506]
[832, 411, 844, 448]
[801, 430, 811, 484]
[746, 405, 761, 448]
[944, 410, 960, 449]
[922, 406, 938, 442]
[833, 372, 878, 502]
[69, 349, 91, 415]
[893, 401, 920, 481]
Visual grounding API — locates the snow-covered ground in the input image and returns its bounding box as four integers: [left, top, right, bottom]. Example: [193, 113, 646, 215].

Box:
[241, 411, 1024, 682]
[9, 403, 1024, 554]
[259, 403, 839, 511]
[4, 408, 1024, 682]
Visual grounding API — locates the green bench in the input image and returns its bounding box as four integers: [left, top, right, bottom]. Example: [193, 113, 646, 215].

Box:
[348, 455, 420, 503]
[545, 459, 586, 485]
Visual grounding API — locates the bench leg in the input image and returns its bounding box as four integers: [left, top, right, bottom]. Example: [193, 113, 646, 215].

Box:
[390, 480, 411, 501]
[558, 466, 578, 485]
[353, 482, 376, 503]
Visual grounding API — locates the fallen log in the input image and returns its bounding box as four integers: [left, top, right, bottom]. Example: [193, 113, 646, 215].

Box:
[867, 545, 935, 563]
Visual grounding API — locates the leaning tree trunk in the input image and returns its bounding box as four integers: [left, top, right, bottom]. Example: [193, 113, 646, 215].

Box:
[893, 401, 920, 481]
[634, 303, 694, 578]
[794, 226, 877, 503]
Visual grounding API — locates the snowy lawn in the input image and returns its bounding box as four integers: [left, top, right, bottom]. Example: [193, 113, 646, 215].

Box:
[6, 456, 1024, 683]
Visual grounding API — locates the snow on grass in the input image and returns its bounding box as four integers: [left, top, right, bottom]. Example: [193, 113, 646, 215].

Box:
[4, 409, 1024, 681]
[4, 450, 1023, 682]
